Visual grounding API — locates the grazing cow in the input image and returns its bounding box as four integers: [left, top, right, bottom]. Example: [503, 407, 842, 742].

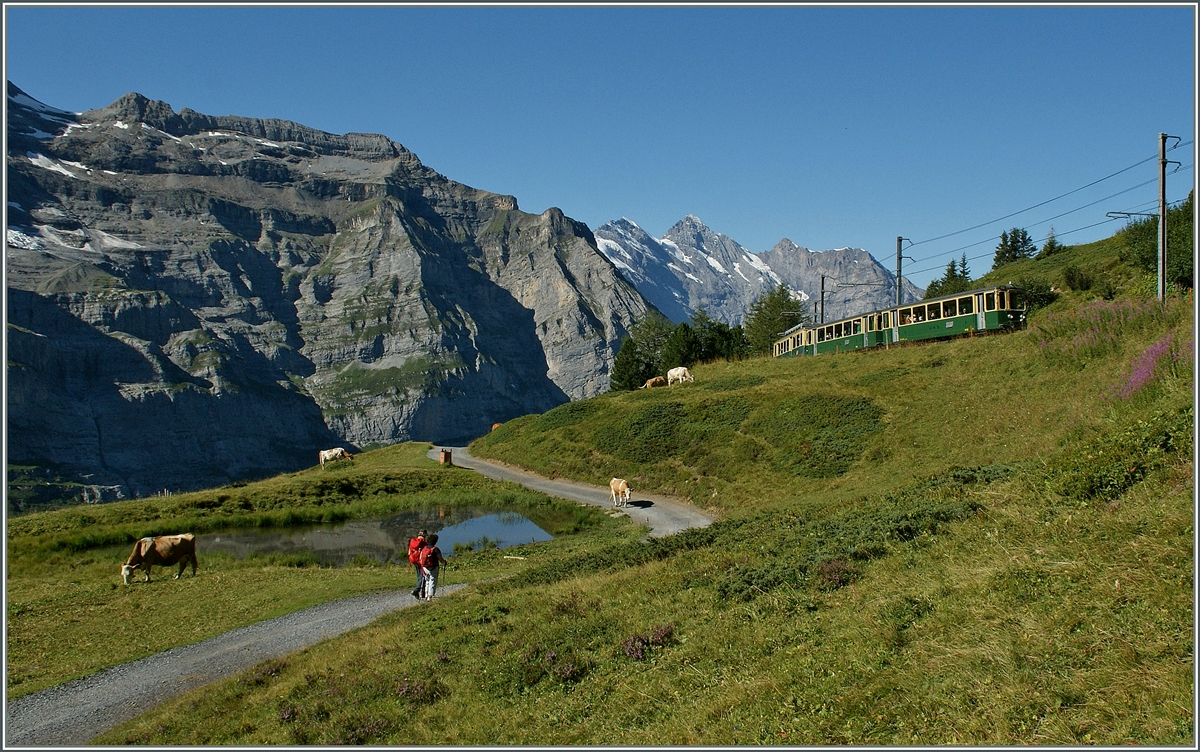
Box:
[667, 366, 694, 385]
[121, 534, 197, 585]
[639, 376, 667, 389]
[492, 423, 503, 431]
[609, 477, 632, 508]
[319, 447, 353, 469]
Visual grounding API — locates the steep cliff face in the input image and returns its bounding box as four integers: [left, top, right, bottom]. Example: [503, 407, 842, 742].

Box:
[5, 83, 649, 504]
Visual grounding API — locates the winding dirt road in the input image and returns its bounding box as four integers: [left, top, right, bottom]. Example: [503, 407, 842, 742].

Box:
[4, 447, 713, 746]
[426, 445, 715, 537]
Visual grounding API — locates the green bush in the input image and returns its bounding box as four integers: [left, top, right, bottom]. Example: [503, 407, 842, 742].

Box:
[743, 395, 885, 477]
[593, 401, 685, 463]
[1049, 405, 1193, 501]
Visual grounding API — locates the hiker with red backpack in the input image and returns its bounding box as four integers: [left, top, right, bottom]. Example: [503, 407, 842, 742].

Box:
[407, 529, 428, 599]
[418, 533, 447, 601]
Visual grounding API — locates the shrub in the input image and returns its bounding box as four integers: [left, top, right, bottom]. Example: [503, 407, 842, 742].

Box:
[743, 395, 885, 477]
[621, 623, 675, 660]
[1050, 405, 1193, 501]
[1062, 264, 1092, 291]
[594, 401, 685, 463]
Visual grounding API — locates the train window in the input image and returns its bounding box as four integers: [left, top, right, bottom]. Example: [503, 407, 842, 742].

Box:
[816, 329, 825, 343]
[899, 307, 913, 324]
[927, 303, 940, 320]
[985, 292, 996, 311]
[942, 299, 957, 317]
[834, 322, 844, 338]
[998, 291, 1007, 309]
[883, 311, 891, 328]
[958, 296, 973, 314]
[1009, 290, 1025, 309]
[825, 326, 834, 340]
[853, 320, 862, 334]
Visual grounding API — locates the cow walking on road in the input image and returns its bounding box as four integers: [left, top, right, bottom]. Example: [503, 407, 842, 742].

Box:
[121, 534, 197, 584]
[610, 478, 632, 508]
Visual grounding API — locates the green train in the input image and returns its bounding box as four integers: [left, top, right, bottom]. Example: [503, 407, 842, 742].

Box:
[773, 285, 1027, 358]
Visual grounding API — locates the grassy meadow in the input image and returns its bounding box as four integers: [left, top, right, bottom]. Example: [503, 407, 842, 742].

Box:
[6, 234, 1195, 744]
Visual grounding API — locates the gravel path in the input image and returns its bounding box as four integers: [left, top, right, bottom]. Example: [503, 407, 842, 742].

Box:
[5, 447, 714, 746]
[427, 445, 715, 537]
[4, 585, 463, 747]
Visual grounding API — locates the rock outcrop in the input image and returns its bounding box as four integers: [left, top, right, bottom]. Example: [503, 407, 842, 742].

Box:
[5, 83, 650, 505]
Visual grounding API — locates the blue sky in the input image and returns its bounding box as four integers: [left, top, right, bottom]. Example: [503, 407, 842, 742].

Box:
[5, 4, 1195, 288]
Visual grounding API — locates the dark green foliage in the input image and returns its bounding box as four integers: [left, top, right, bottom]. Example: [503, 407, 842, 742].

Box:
[707, 466, 997, 602]
[660, 322, 702, 371]
[1117, 190, 1194, 289]
[535, 400, 601, 431]
[742, 395, 886, 477]
[743, 283, 809, 356]
[1050, 405, 1193, 501]
[1062, 264, 1092, 291]
[690, 307, 749, 362]
[993, 228, 1037, 269]
[1014, 277, 1057, 314]
[609, 313, 676, 390]
[593, 401, 686, 463]
[1036, 227, 1066, 259]
[924, 254, 973, 299]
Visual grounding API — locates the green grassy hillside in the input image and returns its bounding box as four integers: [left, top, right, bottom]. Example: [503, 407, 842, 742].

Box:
[8, 236, 1194, 744]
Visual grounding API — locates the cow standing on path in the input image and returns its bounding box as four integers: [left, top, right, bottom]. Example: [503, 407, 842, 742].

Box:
[121, 534, 197, 584]
[610, 478, 632, 508]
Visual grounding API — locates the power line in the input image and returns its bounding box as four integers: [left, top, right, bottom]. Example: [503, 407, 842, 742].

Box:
[907, 140, 1194, 250]
[904, 161, 1193, 278]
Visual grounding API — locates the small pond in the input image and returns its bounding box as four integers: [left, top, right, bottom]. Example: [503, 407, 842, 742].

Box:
[197, 508, 552, 568]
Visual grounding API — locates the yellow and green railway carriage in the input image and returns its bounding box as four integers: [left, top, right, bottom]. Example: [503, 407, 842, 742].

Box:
[773, 285, 1027, 358]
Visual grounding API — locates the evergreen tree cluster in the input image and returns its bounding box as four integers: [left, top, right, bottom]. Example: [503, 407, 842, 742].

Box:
[609, 309, 749, 391]
[923, 254, 973, 299]
[992, 227, 1037, 269]
[610, 283, 812, 390]
[742, 283, 809, 356]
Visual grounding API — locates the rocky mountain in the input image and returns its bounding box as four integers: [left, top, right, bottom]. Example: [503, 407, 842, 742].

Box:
[594, 216, 923, 325]
[5, 83, 651, 506]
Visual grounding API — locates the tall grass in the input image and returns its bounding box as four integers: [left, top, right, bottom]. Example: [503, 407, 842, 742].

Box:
[84, 286, 1193, 746]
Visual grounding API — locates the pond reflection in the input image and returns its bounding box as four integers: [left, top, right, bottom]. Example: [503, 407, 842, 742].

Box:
[197, 508, 551, 568]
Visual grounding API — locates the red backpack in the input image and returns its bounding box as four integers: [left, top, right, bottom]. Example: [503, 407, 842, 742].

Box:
[418, 544, 439, 570]
[407, 537, 424, 565]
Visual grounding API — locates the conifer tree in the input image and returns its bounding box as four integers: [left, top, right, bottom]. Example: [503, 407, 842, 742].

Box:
[743, 283, 807, 356]
[992, 228, 1036, 269]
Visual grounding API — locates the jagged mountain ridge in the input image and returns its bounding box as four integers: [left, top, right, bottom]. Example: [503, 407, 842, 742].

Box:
[594, 216, 923, 325]
[5, 83, 650, 503]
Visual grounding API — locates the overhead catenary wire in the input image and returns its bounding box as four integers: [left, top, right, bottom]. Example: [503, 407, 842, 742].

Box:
[900, 151, 1193, 281]
[903, 182, 1193, 281]
[906, 139, 1193, 251]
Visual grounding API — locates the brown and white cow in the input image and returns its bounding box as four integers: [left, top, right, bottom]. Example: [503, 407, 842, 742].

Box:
[609, 478, 632, 508]
[491, 423, 503, 431]
[319, 447, 353, 469]
[667, 366, 694, 385]
[121, 534, 197, 584]
[639, 376, 667, 389]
